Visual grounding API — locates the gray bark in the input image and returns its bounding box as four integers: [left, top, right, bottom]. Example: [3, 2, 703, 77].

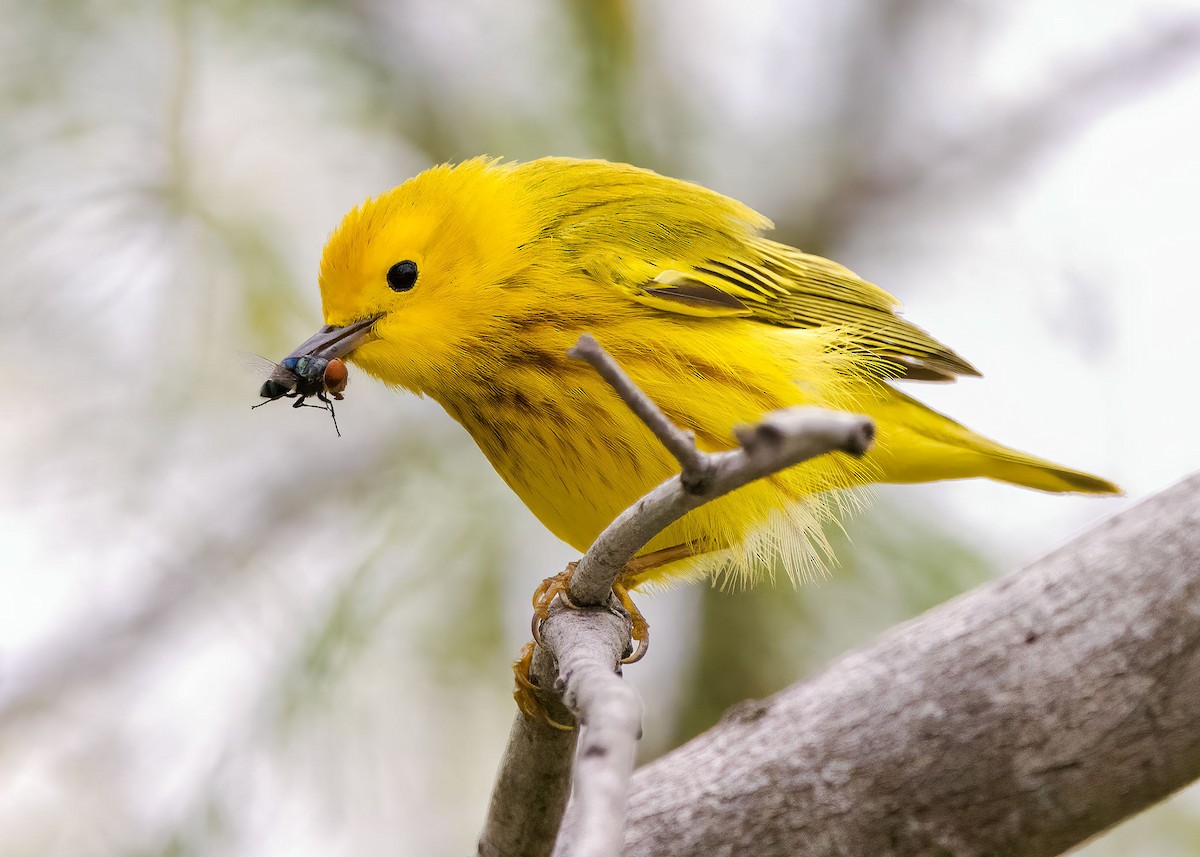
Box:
[620, 474, 1200, 856]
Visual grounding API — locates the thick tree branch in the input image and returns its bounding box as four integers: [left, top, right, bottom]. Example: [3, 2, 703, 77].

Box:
[609, 473, 1200, 857]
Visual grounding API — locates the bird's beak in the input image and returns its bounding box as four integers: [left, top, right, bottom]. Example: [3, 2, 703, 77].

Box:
[283, 314, 383, 363]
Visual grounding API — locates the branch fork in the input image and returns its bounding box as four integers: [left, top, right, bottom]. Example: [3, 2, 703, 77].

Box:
[479, 333, 875, 857]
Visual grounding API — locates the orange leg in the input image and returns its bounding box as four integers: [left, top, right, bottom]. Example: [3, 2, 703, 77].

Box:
[512, 641, 575, 730]
[512, 544, 711, 724]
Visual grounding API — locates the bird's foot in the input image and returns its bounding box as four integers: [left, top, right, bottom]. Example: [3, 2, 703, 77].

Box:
[511, 564, 583, 730]
[512, 640, 575, 731]
[610, 579, 649, 664]
[529, 563, 649, 664]
[512, 563, 652, 726]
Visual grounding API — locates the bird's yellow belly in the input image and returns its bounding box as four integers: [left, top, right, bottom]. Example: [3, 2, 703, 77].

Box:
[433, 326, 876, 587]
[448, 385, 683, 554]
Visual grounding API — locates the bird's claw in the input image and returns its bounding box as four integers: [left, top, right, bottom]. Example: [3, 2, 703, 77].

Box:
[512, 641, 575, 731]
[514, 563, 650, 725]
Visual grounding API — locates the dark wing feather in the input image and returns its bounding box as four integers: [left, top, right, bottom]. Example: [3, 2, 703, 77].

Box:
[634, 239, 979, 382]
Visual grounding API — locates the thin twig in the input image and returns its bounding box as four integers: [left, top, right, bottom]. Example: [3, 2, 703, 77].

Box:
[567, 335, 872, 606]
[479, 336, 875, 857]
[570, 333, 875, 611]
[568, 406, 872, 609]
[568, 334, 711, 487]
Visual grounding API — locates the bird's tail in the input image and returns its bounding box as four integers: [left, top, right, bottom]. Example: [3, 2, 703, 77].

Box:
[863, 388, 1121, 495]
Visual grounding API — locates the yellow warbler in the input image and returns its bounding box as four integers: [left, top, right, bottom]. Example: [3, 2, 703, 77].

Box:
[272, 156, 1118, 587]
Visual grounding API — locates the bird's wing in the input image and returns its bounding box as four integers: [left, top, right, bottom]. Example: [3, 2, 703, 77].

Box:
[627, 238, 980, 382]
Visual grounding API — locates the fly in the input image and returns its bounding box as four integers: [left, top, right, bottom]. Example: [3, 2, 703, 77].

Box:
[249, 315, 381, 438]
[252, 355, 348, 437]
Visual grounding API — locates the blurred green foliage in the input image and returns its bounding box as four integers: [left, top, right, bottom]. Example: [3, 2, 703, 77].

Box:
[1, 1, 1197, 856]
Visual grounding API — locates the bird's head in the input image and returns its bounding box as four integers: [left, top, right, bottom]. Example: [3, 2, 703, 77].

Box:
[276, 158, 546, 399]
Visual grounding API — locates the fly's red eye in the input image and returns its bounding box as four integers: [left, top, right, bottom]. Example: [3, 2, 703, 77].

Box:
[323, 358, 348, 396]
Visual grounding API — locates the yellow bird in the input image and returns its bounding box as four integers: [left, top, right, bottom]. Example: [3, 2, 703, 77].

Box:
[272, 156, 1118, 590]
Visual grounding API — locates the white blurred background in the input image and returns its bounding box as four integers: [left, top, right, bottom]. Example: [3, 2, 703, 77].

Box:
[1, 1, 1198, 854]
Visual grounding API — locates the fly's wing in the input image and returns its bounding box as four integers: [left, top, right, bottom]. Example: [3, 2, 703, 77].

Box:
[625, 240, 979, 383]
[239, 352, 282, 377]
[239, 352, 299, 398]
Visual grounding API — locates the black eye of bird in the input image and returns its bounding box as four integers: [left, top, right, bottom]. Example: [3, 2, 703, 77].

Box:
[386, 260, 419, 292]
